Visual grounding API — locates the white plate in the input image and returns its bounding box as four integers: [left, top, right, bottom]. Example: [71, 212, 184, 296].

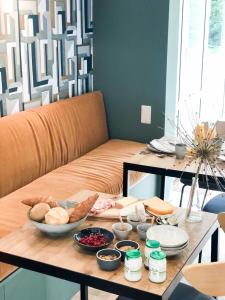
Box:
[161, 241, 188, 251]
[162, 245, 187, 257]
[150, 139, 175, 154]
[146, 225, 189, 248]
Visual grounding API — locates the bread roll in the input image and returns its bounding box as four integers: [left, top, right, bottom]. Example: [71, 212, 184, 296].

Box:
[30, 203, 50, 222]
[45, 207, 69, 225]
[69, 194, 99, 223]
[22, 196, 58, 208]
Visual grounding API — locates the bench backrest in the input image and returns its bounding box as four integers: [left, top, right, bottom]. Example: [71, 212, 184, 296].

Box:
[0, 91, 108, 198]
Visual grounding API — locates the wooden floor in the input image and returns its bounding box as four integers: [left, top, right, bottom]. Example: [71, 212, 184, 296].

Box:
[71, 287, 117, 300]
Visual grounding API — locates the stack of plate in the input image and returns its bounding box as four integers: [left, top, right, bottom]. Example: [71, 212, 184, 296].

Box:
[146, 225, 189, 257]
[147, 136, 179, 154]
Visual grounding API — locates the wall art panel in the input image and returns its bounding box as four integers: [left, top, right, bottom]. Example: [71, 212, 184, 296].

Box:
[0, 0, 93, 116]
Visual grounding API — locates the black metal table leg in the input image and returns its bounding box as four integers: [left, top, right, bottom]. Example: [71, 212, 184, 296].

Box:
[160, 175, 166, 199]
[123, 163, 129, 197]
[211, 228, 219, 262]
[80, 284, 88, 300]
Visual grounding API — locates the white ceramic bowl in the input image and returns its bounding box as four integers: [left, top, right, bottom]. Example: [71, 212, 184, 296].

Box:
[137, 223, 152, 240]
[28, 200, 87, 237]
[127, 214, 146, 231]
[112, 223, 132, 240]
[146, 225, 189, 248]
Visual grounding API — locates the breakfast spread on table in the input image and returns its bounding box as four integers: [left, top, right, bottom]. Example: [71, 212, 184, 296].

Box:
[21, 192, 189, 284]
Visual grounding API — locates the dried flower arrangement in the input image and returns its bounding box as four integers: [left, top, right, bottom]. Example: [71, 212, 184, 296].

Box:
[176, 121, 225, 220]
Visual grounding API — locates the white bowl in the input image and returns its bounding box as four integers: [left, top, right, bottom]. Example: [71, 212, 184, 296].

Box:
[28, 200, 87, 237]
[137, 223, 152, 240]
[146, 225, 189, 248]
[127, 214, 146, 231]
[112, 223, 132, 240]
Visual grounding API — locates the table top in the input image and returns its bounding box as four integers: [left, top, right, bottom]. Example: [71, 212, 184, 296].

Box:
[0, 190, 219, 300]
[124, 152, 225, 179]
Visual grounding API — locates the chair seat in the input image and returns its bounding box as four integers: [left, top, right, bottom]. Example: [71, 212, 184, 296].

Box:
[181, 177, 225, 191]
[116, 283, 213, 300]
[203, 193, 225, 213]
[169, 283, 213, 300]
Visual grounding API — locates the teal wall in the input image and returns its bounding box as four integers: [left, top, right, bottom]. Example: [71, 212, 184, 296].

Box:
[93, 0, 170, 143]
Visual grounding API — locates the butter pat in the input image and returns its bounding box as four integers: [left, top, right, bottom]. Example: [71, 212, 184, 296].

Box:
[115, 196, 138, 209]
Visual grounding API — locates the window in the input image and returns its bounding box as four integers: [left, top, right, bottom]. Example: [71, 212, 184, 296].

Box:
[178, 0, 225, 132]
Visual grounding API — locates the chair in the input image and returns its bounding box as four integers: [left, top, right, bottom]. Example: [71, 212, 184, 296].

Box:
[218, 212, 225, 232]
[171, 212, 225, 299]
[117, 213, 225, 300]
[181, 189, 225, 263]
[196, 193, 225, 263]
[179, 177, 225, 208]
[203, 193, 225, 214]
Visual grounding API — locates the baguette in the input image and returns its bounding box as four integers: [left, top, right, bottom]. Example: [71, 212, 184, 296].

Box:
[69, 194, 99, 223]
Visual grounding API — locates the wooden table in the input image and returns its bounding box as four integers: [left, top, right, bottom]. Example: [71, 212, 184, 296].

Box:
[0, 191, 219, 300]
[123, 152, 225, 199]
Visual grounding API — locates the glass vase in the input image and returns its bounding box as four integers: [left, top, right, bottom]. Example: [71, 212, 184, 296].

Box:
[185, 177, 202, 223]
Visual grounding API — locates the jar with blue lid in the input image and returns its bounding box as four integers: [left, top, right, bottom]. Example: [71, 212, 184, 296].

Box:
[124, 249, 142, 282]
[149, 250, 167, 283]
[144, 239, 161, 269]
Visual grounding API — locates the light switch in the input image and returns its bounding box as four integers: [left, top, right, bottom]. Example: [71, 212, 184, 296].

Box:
[141, 105, 151, 124]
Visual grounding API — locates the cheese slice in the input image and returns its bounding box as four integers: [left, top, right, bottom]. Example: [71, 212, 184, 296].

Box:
[115, 196, 138, 209]
[144, 197, 174, 215]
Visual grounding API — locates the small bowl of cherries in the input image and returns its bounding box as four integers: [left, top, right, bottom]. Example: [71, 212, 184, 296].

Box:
[73, 227, 114, 252]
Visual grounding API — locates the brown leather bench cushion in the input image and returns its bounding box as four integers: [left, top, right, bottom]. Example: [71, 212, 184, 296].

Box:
[0, 139, 144, 239]
[0, 91, 108, 198]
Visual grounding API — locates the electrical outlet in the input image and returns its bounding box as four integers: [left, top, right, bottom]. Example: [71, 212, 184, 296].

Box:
[141, 105, 151, 124]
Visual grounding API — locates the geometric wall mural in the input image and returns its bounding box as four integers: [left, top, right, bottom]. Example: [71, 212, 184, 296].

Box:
[0, 0, 93, 117]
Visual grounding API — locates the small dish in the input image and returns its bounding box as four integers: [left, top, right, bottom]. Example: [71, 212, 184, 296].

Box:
[112, 223, 132, 240]
[115, 240, 140, 261]
[96, 248, 121, 271]
[137, 223, 152, 240]
[127, 214, 144, 231]
[73, 227, 114, 252]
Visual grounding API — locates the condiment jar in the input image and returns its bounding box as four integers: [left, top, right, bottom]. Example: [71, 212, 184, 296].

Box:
[149, 251, 167, 283]
[124, 249, 142, 282]
[144, 240, 161, 269]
